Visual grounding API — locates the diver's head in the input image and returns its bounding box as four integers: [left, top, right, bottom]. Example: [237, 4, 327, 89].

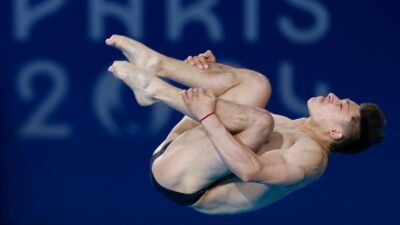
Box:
[307, 93, 385, 154]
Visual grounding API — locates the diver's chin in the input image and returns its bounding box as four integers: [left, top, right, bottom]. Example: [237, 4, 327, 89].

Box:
[307, 97, 315, 105]
[306, 98, 316, 116]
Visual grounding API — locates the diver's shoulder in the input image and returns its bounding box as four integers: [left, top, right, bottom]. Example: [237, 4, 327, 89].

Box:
[290, 137, 329, 179]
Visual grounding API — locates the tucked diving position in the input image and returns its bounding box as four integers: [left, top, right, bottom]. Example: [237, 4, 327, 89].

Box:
[105, 35, 385, 215]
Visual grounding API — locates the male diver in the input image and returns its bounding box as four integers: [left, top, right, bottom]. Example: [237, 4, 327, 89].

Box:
[106, 35, 385, 215]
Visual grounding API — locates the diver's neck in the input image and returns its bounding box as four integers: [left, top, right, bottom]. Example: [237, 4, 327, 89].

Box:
[293, 117, 332, 154]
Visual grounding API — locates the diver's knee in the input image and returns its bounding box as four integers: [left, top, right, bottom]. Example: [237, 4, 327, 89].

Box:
[254, 110, 274, 137]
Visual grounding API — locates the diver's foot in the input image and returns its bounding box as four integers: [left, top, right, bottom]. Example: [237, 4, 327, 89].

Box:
[106, 35, 164, 74]
[108, 61, 158, 106]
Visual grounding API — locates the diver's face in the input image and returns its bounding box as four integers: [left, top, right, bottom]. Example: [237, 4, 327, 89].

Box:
[307, 93, 361, 128]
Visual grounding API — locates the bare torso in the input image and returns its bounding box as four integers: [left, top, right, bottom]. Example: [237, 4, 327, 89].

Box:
[151, 114, 328, 215]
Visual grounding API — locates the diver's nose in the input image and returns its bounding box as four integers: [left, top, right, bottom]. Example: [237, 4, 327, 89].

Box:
[327, 93, 339, 103]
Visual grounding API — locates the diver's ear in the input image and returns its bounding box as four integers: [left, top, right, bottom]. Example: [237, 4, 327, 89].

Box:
[329, 129, 343, 141]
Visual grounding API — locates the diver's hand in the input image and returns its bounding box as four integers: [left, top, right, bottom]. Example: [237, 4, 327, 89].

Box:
[184, 50, 216, 70]
[181, 88, 216, 122]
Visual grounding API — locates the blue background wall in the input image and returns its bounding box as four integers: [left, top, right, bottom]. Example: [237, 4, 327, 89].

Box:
[1, 0, 399, 224]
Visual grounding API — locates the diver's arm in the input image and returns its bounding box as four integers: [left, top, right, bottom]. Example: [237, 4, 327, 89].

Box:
[202, 116, 304, 185]
[201, 115, 264, 182]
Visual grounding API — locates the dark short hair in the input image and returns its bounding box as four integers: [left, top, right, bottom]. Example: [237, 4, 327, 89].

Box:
[331, 103, 385, 154]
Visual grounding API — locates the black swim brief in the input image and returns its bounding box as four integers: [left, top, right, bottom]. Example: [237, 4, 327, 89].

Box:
[150, 140, 232, 206]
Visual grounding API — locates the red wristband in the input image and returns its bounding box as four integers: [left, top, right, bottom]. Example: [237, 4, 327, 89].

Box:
[200, 112, 215, 123]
